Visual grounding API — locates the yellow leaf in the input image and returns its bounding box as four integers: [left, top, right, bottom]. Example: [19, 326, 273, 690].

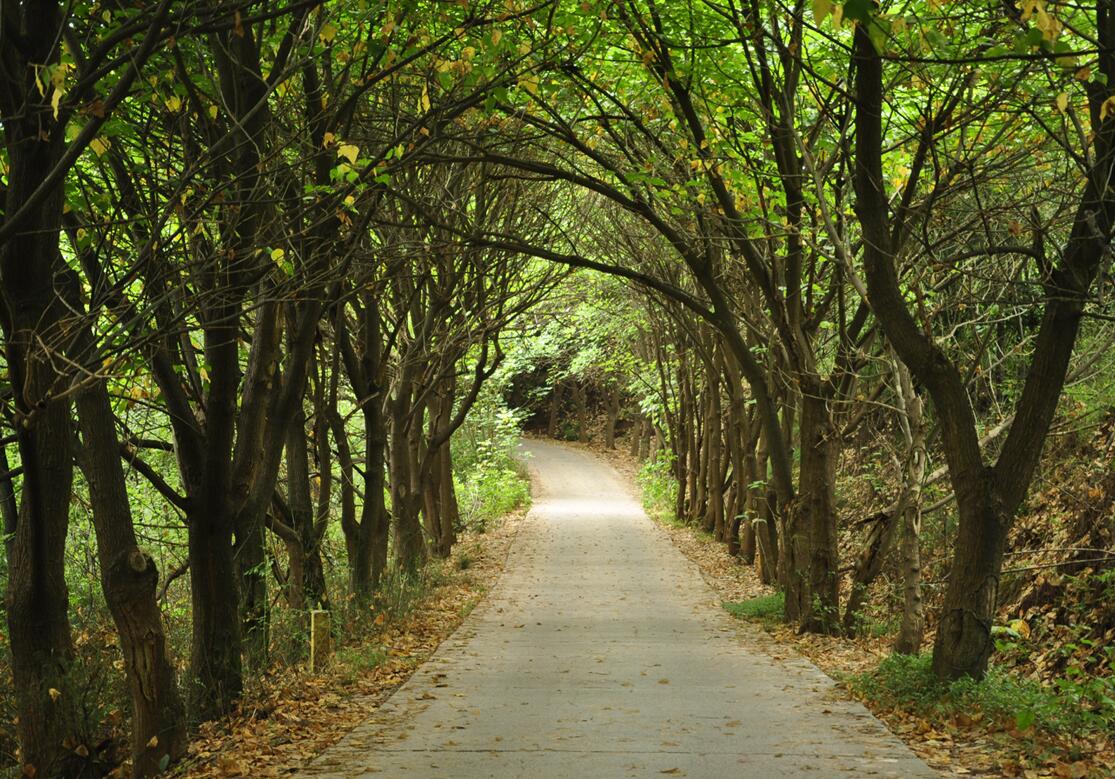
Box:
[208, 104, 218, 120]
[319, 22, 337, 43]
[337, 144, 359, 164]
[420, 84, 431, 113]
[491, 29, 502, 45]
[517, 73, 539, 96]
[146, 735, 159, 749]
[322, 131, 335, 147]
[1100, 95, 1115, 121]
[832, 4, 844, 28]
[89, 137, 110, 157]
[165, 95, 181, 112]
[1009, 618, 1031, 639]
[813, 0, 833, 22]
[1035, 7, 1062, 41]
[270, 248, 285, 262]
[48, 688, 61, 703]
[1055, 92, 1068, 113]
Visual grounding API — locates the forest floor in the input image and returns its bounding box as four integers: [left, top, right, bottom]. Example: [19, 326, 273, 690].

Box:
[597, 440, 1114, 779]
[295, 438, 934, 778]
[170, 507, 528, 778]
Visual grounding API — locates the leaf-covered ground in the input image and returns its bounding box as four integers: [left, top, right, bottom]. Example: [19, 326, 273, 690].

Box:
[167, 509, 526, 779]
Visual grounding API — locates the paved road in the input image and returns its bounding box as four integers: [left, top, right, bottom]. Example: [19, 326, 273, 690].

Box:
[301, 439, 936, 778]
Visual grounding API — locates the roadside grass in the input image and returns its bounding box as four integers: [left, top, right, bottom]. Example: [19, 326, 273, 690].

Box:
[723, 593, 785, 628]
[333, 645, 389, 686]
[847, 652, 1115, 745]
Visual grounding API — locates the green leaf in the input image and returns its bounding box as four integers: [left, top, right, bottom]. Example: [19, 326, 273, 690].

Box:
[843, 0, 874, 25]
[866, 17, 891, 54]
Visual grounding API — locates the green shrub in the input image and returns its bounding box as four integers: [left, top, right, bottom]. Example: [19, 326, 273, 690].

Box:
[456, 465, 530, 532]
[451, 389, 531, 532]
[637, 454, 676, 523]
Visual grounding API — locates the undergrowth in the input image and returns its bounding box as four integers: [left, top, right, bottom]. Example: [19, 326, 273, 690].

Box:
[637, 454, 677, 524]
[454, 400, 531, 532]
[848, 652, 1115, 738]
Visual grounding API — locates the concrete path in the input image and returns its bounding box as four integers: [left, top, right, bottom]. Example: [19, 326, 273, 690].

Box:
[300, 439, 937, 778]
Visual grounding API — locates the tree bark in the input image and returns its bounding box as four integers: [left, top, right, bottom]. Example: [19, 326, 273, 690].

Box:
[77, 386, 188, 776]
[390, 356, 427, 574]
[0, 42, 82, 770]
[893, 358, 927, 654]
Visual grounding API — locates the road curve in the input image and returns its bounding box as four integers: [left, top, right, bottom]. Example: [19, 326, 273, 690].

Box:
[300, 439, 937, 778]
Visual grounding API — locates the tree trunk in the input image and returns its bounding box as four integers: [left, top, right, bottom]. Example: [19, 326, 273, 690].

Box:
[390, 364, 427, 574]
[753, 433, 778, 584]
[424, 379, 459, 558]
[604, 388, 620, 449]
[337, 293, 390, 602]
[186, 503, 243, 720]
[77, 378, 187, 777]
[739, 434, 758, 565]
[893, 357, 926, 654]
[573, 382, 589, 442]
[895, 501, 925, 654]
[4, 397, 79, 777]
[438, 445, 460, 555]
[0, 117, 83, 775]
[797, 385, 839, 635]
[694, 386, 710, 527]
[705, 379, 724, 539]
[548, 381, 563, 438]
[629, 415, 642, 457]
[356, 405, 391, 596]
[285, 407, 314, 610]
[841, 511, 898, 636]
[0, 445, 16, 564]
[234, 512, 269, 670]
[931, 480, 1005, 678]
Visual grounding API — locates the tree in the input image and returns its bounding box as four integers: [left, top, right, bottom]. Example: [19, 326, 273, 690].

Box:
[851, 1, 1115, 678]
